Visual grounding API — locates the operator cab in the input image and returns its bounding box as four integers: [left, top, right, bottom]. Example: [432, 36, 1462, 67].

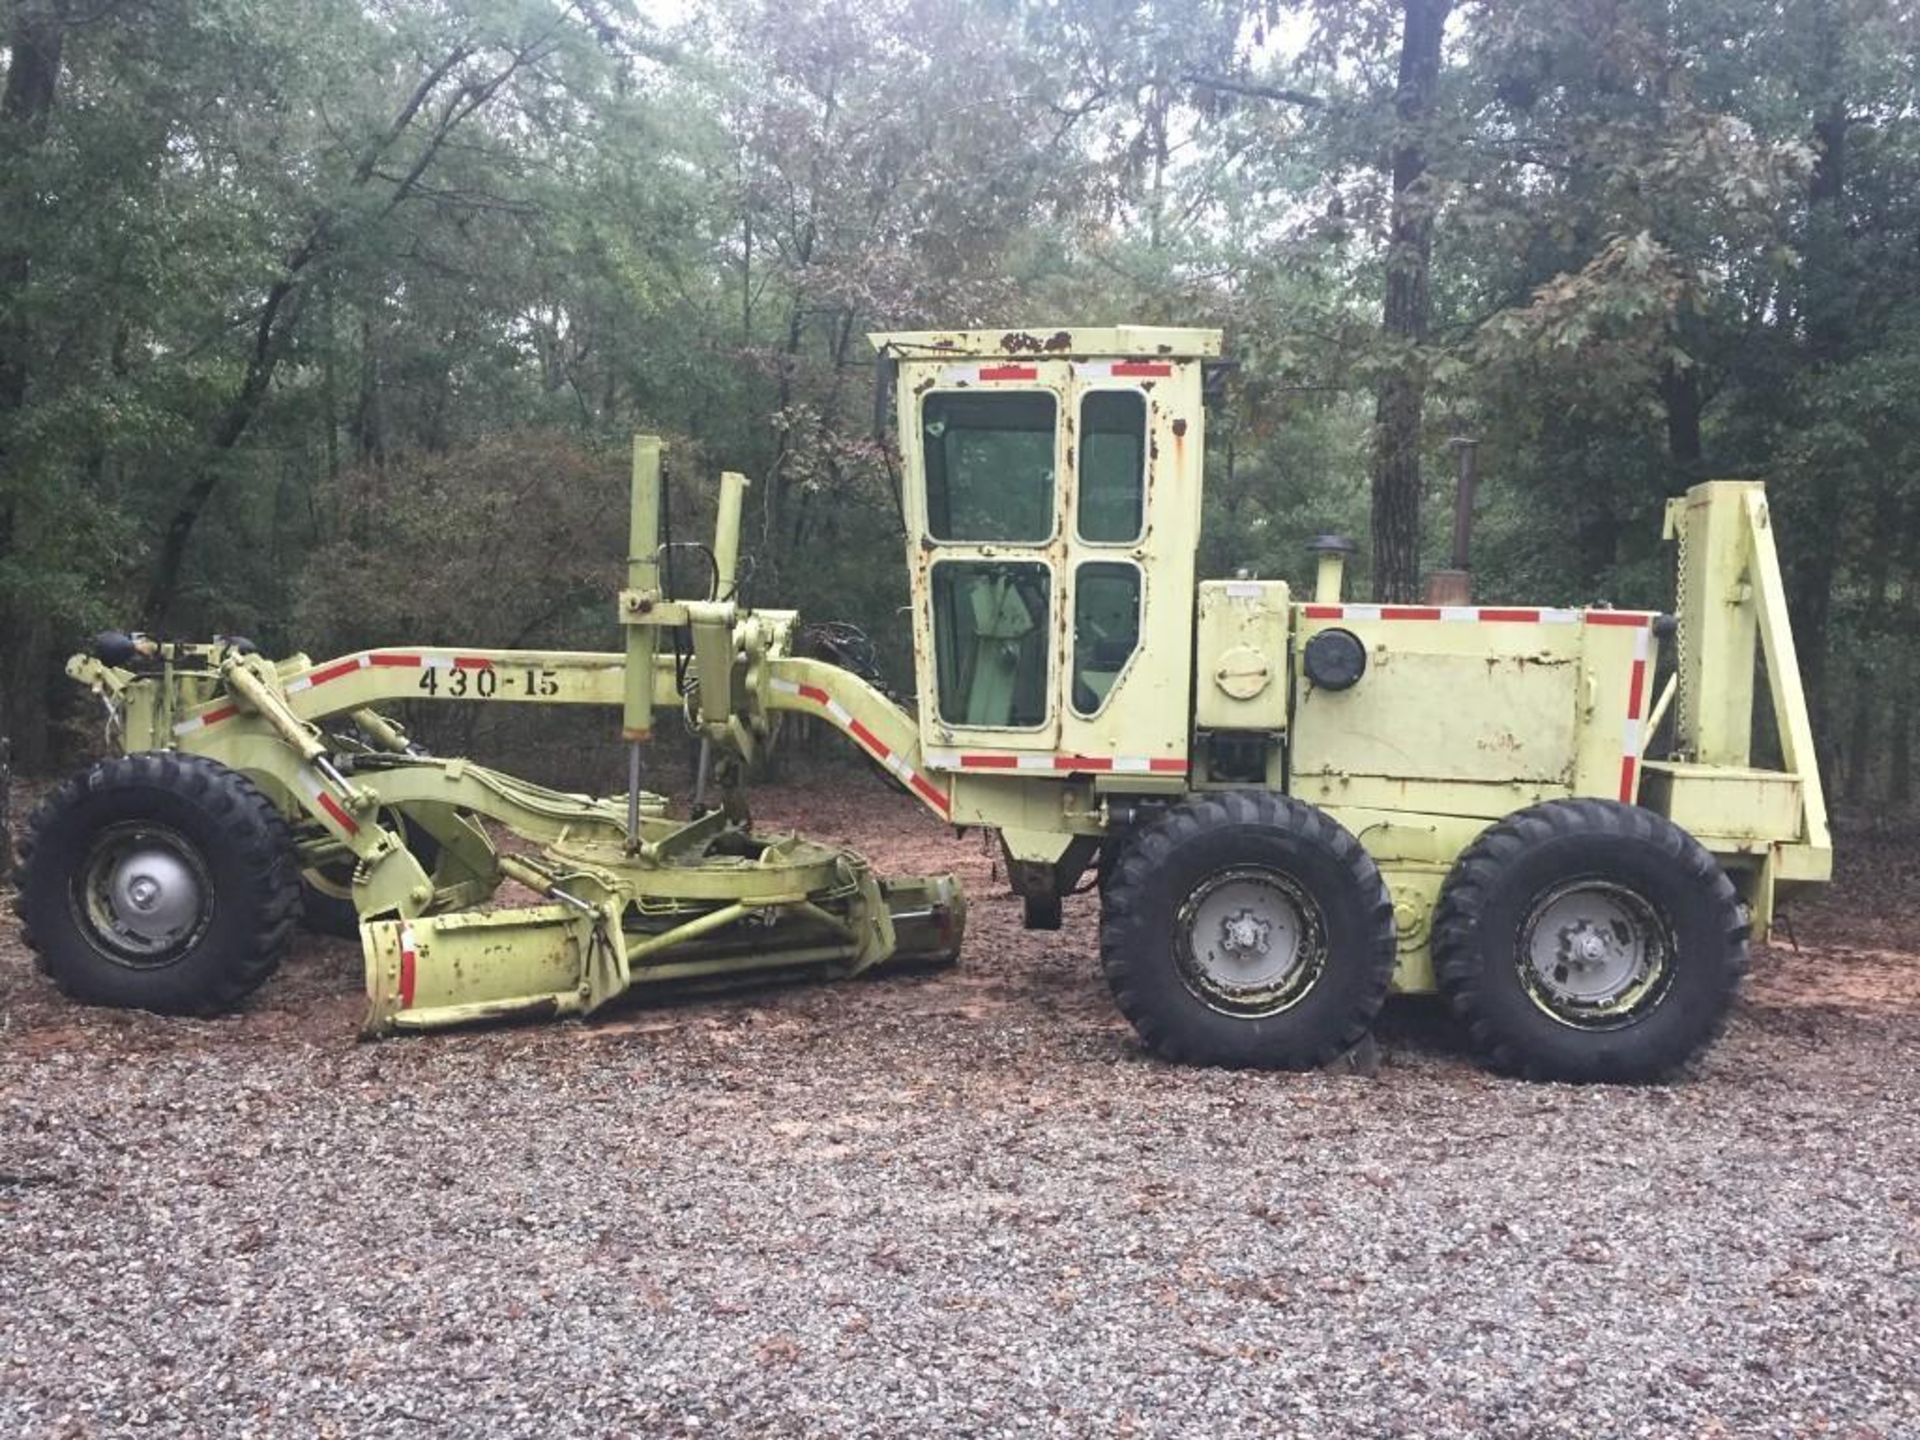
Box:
[871, 327, 1219, 785]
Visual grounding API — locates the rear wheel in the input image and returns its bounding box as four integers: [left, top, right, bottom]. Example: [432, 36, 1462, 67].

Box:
[1431, 798, 1747, 1082]
[15, 753, 300, 1013]
[1100, 791, 1396, 1069]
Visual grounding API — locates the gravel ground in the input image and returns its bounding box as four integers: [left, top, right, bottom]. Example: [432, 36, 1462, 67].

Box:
[2, 768, 1917, 1438]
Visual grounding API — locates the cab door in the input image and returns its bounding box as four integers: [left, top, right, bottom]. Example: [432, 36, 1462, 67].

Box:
[1053, 361, 1199, 775]
[900, 353, 1200, 778]
[904, 358, 1071, 760]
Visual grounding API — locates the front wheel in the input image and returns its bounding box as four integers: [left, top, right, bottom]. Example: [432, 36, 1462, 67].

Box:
[14, 753, 301, 1014]
[1099, 792, 1396, 1069]
[1431, 798, 1748, 1083]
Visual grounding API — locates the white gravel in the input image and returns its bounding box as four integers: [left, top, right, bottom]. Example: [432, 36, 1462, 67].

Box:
[2, 783, 1917, 1438]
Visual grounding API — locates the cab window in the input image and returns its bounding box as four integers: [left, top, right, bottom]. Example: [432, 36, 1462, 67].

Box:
[1077, 390, 1146, 543]
[1071, 561, 1142, 715]
[922, 392, 1056, 543]
[930, 560, 1051, 729]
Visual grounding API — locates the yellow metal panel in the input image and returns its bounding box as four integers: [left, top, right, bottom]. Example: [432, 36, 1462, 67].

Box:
[1638, 762, 1803, 847]
[623, 435, 663, 740]
[1570, 618, 1660, 803]
[1666, 480, 1761, 766]
[1292, 616, 1583, 797]
[1301, 648, 1577, 784]
[1291, 608, 1657, 817]
[365, 906, 591, 1032]
[1741, 488, 1831, 859]
[1194, 580, 1291, 731]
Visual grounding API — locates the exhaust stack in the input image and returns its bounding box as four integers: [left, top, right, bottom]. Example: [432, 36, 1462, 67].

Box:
[1308, 535, 1356, 604]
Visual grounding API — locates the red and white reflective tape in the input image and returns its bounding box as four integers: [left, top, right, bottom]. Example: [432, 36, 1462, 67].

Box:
[769, 677, 952, 817]
[174, 651, 493, 735]
[398, 923, 418, 1009]
[1619, 622, 1653, 802]
[299, 766, 360, 836]
[367, 652, 494, 673]
[1301, 604, 1586, 624]
[1075, 360, 1173, 380]
[292, 651, 492, 692]
[172, 703, 239, 737]
[935, 360, 1177, 386]
[286, 653, 372, 693]
[924, 749, 1188, 776]
[940, 362, 1039, 385]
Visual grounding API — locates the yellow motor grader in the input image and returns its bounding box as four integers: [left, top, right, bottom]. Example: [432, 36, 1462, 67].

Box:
[16, 327, 1829, 1081]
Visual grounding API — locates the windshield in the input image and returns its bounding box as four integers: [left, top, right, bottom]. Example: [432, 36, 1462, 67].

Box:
[922, 392, 1056, 543]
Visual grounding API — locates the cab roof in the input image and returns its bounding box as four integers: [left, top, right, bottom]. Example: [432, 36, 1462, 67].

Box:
[868, 326, 1223, 360]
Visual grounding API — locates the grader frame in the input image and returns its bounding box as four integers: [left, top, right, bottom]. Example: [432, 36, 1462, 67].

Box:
[58, 438, 964, 1035]
[31, 324, 1829, 1080]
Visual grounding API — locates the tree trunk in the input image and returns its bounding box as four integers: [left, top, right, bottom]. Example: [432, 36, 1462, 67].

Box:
[0, 1, 61, 410]
[137, 35, 526, 627]
[1369, 0, 1453, 603]
[0, 0, 69, 768]
[1843, 487, 1897, 803]
[1891, 504, 1920, 806]
[1661, 359, 1702, 473]
[1788, 97, 1851, 761]
[142, 277, 305, 626]
[0, 735, 11, 880]
[1893, 715, 1913, 807]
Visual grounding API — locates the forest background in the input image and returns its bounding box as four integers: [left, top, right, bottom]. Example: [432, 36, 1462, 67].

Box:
[3, 0, 1916, 805]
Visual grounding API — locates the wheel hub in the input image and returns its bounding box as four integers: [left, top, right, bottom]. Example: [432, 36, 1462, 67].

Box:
[110, 847, 202, 942]
[77, 826, 212, 962]
[1175, 868, 1326, 1016]
[1520, 881, 1670, 1023]
[1219, 907, 1272, 957]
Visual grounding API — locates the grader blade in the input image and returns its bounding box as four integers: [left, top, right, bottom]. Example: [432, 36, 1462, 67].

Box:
[364, 903, 618, 1034]
[360, 862, 967, 1037]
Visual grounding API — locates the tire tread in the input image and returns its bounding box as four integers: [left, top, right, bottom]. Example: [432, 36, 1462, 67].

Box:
[1100, 790, 1396, 1069]
[1431, 798, 1748, 1082]
[16, 753, 300, 1013]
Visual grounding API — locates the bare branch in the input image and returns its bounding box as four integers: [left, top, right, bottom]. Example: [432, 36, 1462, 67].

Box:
[1182, 73, 1325, 109]
[356, 41, 477, 185]
[377, 31, 564, 220]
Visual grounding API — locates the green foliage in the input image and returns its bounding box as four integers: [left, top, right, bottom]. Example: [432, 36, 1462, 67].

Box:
[2, 0, 1918, 800]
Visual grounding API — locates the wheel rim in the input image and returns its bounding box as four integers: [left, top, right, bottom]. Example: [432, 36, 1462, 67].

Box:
[72, 823, 214, 966]
[1175, 866, 1327, 1016]
[1517, 879, 1673, 1028]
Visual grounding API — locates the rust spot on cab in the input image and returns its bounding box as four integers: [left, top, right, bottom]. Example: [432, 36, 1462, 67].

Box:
[1172, 418, 1188, 438]
[1044, 330, 1073, 351]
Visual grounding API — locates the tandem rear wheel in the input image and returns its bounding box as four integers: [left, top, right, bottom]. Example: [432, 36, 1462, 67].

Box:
[1431, 798, 1749, 1083]
[1098, 791, 1746, 1082]
[1099, 791, 1397, 1069]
